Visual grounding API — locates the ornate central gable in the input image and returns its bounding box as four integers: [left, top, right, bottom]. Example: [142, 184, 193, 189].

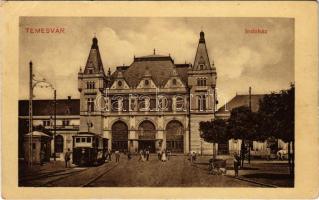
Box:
[110, 70, 130, 90]
[164, 68, 186, 89]
[136, 67, 157, 89]
[122, 54, 179, 88]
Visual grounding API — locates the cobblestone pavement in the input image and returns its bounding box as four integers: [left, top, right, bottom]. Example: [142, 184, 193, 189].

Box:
[19, 155, 293, 187]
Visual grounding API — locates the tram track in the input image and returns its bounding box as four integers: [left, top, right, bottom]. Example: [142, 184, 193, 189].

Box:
[41, 161, 119, 187]
[225, 175, 278, 188]
[20, 168, 75, 183]
[81, 163, 119, 187]
[40, 168, 89, 187]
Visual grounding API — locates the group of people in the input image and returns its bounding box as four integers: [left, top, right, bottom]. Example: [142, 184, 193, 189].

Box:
[157, 149, 171, 162]
[106, 148, 172, 162]
[138, 148, 150, 162]
[105, 149, 120, 162]
[188, 151, 197, 163]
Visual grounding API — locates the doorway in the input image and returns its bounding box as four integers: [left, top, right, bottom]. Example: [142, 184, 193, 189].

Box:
[138, 140, 155, 153]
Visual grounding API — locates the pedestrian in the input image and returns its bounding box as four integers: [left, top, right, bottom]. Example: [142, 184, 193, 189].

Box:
[108, 149, 112, 161]
[161, 149, 167, 162]
[146, 147, 150, 161]
[157, 150, 162, 160]
[189, 152, 193, 163]
[166, 149, 171, 161]
[127, 151, 132, 160]
[233, 152, 240, 177]
[105, 150, 109, 162]
[193, 151, 197, 162]
[64, 148, 71, 168]
[138, 149, 145, 162]
[115, 150, 120, 162]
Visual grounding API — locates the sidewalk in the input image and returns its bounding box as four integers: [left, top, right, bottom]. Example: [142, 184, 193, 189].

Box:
[195, 156, 294, 187]
[19, 159, 75, 180]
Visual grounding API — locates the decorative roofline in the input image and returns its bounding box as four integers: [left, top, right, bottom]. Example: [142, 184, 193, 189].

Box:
[134, 55, 174, 63]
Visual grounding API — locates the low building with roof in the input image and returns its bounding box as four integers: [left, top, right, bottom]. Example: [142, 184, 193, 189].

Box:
[18, 97, 80, 159]
[215, 94, 289, 157]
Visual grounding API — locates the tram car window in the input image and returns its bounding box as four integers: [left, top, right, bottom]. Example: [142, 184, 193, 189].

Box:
[72, 132, 108, 166]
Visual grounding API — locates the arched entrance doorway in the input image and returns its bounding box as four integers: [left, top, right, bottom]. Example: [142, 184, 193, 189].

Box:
[166, 120, 184, 153]
[111, 121, 128, 152]
[138, 120, 156, 153]
[55, 135, 64, 153]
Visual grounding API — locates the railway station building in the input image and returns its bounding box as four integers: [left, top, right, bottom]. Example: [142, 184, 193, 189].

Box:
[77, 31, 217, 154]
[18, 31, 289, 159]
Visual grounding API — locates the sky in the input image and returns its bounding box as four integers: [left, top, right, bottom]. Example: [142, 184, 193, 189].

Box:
[19, 17, 294, 106]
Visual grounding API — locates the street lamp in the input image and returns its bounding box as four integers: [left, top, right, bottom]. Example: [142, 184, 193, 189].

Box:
[28, 61, 54, 167]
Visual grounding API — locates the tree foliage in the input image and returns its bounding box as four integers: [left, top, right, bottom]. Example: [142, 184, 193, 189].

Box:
[258, 84, 295, 142]
[227, 106, 258, 141]
[258, 83, 295, 175]
[199, 119, 229, 144]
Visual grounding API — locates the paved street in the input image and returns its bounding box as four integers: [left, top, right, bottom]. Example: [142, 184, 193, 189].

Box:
[19, 155, 293, 187]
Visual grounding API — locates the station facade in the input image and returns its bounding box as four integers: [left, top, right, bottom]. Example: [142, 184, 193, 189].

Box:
[78, 31, 217, 154]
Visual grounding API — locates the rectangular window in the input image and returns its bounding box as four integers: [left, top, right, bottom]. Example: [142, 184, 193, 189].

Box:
[62, 120, 70, 126]
[87, 81, 95, 89]
[198, 96, 202, 111]
[76, 138, 80, 143]
[81, 138, 86, 143]
[87, 137, 91, 143]
[198, 95, 206, 111]
[43, 120, 50, 126]
[202, 95, 206, 111]
[87, 98, 95, 112]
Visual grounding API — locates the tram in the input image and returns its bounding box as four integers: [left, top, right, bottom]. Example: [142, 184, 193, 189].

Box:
[72, 132, 108, 166]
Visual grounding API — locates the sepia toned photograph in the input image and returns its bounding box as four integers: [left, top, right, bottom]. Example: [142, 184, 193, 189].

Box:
[17, 17, 296, 188]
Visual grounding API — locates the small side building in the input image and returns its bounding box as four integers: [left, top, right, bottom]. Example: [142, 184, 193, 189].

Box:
[24, 131, 51, 164]
[19, 97, 80, 160]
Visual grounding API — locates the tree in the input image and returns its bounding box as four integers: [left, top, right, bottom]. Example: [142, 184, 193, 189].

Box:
[199, 119, 228, 158]
[258, 83, 295, 176]
[227, 106, 258, 167]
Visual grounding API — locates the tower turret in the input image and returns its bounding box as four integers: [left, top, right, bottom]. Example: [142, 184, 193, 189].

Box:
[193, 31, 212, 71]
[187, 31, 217, 154]
[78, 36, 108, 136]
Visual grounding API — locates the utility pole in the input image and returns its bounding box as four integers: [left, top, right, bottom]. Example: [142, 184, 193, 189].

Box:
[248, 86, 252, 164]
[249, 87, 252, 111]
[53, 89, 56, 161]
[28, 61, 54, 167]
[29, 61, 33, 167]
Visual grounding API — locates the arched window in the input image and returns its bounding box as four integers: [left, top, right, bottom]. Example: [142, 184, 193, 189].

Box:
[172, 79, 177, 85]
[55, 135, 64, 153]
[138, 120, 156, 152]
[144, 79, 149, 86]
[166, 120, 184, 153]
[138, 120, 155, 139]
[111, 121, 128, 152]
